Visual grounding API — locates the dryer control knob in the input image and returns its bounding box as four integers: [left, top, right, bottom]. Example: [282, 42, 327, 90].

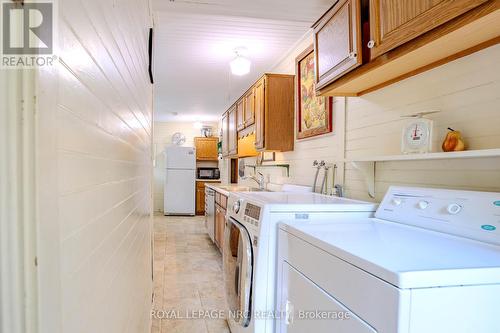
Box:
[232, 200, 241, 214]
[418, 201, 429, 210]
[392, 198, 403, 206]
[447, 203, 462, 215]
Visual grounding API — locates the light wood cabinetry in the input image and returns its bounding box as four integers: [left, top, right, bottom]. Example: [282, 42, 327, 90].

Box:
[254, 77, 266, 150]
[228, 105, 238, 156]
[214, 204, 225, 250]
[313, 0, 363, 89]
[369, 0, 488, 60]
[220, 73, 294, 154]
[196, 181, 221, 215]
[236, 89, 255, 132]
[221, 112, 229, 157]
[254, 74, 295, 152]
[236, 98, 245, 131]
[244, 89, 255, 127]
[313, 0, 500, 96]
[194, 137, 218, 161]
[237, 133, 259, 158]
[195, 182, 205, 215]
[214, 192, 227, 251]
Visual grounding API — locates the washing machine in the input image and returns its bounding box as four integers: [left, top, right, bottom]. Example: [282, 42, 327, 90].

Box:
[223, 191, 378, 333]
[276, 186, 500, 333]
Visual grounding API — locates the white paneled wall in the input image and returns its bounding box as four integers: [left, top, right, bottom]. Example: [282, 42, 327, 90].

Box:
[153, 122, 218, 211]
[240, 33, 500, 201]
[344, 44, 500, 201]
[37, 0, 153, 332]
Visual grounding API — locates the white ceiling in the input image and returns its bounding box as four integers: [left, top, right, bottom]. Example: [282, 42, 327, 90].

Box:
[152, 0, 334, 122]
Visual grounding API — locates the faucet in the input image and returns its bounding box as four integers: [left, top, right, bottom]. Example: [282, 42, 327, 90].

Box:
[243, 172, 265, 190]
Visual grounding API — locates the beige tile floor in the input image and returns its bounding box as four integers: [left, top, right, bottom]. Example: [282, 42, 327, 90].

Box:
[151, 214, 230, 333]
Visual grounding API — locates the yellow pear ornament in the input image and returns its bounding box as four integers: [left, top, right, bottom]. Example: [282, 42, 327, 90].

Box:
[442, 128, 465, 152]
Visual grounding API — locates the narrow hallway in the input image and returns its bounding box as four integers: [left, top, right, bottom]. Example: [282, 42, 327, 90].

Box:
[151, 215, 230, 333]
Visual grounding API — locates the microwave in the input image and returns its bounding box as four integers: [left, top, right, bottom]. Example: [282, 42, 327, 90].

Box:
[197, 168, 220, 180]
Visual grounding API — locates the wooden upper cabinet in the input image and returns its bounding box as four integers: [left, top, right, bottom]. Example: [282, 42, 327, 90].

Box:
[313, 0, 363, 90]
[369, 0, 489, 59]
[244, 89, 255, 127]
[236, 98, 245, 131]
[254, 77, 266, 150]
[254, 74, 294, 152]
[194, 137, 218, 161]
[220, 73, 294, 155]
[221, 112, 229, 157]
[228, 105, 238, 156]
[313, 0, 498, 96]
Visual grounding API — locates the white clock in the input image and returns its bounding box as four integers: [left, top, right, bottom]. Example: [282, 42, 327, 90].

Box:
[401, 111, 439, 154]
[171, 132, 186, 146]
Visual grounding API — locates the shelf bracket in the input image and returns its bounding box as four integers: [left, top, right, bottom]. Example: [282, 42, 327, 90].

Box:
[351, 161, 375, 198]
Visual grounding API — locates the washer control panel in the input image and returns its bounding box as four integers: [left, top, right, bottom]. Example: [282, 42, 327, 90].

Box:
[227, 193, 263, 232]
[376, 186, 500, 245]
[243, 203, 261, 228]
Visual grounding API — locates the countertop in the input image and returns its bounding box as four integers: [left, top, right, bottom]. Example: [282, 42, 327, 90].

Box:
[205, 183, 261, 197]
[196, 179, 222, 183]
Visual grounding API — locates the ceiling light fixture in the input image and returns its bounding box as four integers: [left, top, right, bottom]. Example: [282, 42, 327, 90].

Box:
[230, 48, 251, 76]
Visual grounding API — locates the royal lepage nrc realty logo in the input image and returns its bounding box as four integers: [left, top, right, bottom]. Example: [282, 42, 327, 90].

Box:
[1, 0, 55, 68]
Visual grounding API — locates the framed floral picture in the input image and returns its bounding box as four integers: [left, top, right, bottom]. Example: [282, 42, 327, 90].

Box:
[296, 45, 333, 140]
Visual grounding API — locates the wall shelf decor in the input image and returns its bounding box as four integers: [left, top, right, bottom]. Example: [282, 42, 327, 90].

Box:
[348, 148, 500, 198]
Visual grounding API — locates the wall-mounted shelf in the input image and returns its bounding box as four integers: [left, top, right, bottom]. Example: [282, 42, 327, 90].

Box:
[346, 148, 500, 163]
[245, 164, 290, 177]
[347, 149, 500, 199]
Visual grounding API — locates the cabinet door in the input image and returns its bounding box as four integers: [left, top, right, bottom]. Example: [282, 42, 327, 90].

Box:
[244, 89, 255, 127]
[196, 186, 205, 215]
[214, 206, 221, 247]
[214, 205, 226, 250]
[221, 112, 229, 157]
[314, 0, 362, 89]
[228, 105, 238, 156]
[369, 0, 488, 59]
[236, 98, 246, 131]
[254, 78, 265, 150]
[195, 137, 218, 160]
[218, 208, 226, 250]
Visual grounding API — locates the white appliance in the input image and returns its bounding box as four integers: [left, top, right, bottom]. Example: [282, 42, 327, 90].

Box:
[164, 146, 196, 215]
[223, 192, 378, 333]
[205, 187, 216, 242]
[276, 187, 500, 333]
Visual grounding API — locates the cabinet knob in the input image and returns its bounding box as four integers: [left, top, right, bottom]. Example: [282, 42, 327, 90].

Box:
[367, 40, 375, 49]
[349, 52, 357, 59]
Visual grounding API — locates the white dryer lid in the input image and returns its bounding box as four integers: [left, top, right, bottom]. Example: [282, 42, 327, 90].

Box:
[280, 220, 500, 289]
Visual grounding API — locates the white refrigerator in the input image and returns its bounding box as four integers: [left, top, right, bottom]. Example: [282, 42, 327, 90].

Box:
[164, 146, 196, 215]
